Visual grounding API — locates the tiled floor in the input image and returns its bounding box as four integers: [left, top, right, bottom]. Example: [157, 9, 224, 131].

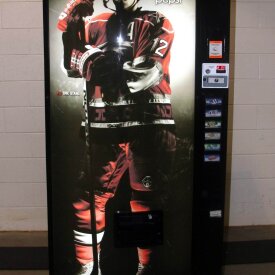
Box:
[0, 227, 275, 275]
[1, 264, 275, 275]
[223, 263, 275, 275]
[0, 272, 48, 275]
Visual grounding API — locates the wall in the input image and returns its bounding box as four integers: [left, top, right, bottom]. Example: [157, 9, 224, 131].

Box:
[0, 0, 47, 230]
[228, 0, 275, 226]
[0, 0, 274, 230]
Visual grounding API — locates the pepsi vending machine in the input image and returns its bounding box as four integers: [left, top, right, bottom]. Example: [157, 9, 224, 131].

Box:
[44, 0, 230, 274]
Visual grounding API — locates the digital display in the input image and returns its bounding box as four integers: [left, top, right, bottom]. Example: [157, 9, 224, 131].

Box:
[216, 65, 226, 73]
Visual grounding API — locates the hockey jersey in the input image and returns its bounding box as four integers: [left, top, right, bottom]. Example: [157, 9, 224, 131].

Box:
[65, 9, 175, 134]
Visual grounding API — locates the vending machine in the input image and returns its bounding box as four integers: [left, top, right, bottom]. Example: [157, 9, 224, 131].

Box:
[44, 0, 230, 274]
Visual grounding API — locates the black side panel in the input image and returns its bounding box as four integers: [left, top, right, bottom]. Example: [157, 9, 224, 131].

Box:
[192, 0, 231, 274]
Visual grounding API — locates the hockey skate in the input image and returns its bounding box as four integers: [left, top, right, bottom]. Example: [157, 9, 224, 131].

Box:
[136, 263, 155, 275]
[75, 261, 102, 275]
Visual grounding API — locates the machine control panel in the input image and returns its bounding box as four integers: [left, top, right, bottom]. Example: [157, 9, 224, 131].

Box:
[202, 63, 229, 88]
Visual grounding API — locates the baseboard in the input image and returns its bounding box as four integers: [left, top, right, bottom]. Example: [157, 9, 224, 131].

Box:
[224, 240, 275, 265]
[0, 247, 48, 269]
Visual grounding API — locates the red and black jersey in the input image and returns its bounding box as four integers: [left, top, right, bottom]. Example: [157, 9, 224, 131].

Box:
[80, 10, 175, 131]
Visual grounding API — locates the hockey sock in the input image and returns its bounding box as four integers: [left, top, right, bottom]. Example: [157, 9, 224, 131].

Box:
[73, 192, 111, 265]
[137, 247, 153, 266]
[130, 198, 154, 265]
[75, 244, 100, 265]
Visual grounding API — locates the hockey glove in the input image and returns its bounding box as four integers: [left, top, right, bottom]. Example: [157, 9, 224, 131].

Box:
[67, 47, 121, 86]
[62, 20, 86, 72]
[87, 51, 122, 86]
[57, 0, 94, 32]
[58, 0, 94, 74]
[123, 56, 163, 93]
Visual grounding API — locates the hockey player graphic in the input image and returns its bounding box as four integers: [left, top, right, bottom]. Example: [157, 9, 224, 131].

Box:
[58, 0, 176, 274]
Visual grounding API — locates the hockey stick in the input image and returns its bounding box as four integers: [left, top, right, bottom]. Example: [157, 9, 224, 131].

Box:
[79, 23, 99, 275]
[84, 84, 99, 275]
